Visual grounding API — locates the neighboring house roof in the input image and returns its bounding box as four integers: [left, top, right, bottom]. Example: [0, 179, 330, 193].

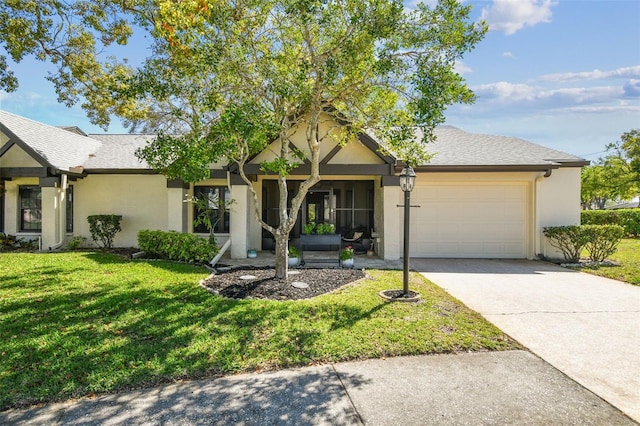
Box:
[606, 200, 640, 209]
[0, 110, 102, 173]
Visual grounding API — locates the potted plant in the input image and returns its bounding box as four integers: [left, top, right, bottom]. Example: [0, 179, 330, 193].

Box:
[288, 246, 301, 267]
[316, 222, 335, 235]
[303, 222, 316, 235]
[340, 246, 354, 268]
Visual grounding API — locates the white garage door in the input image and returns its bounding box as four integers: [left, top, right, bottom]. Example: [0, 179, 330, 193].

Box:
[408, 182, 529, 258]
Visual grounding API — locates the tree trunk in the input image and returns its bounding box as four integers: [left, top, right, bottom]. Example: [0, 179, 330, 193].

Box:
[274, 232, 288, 279]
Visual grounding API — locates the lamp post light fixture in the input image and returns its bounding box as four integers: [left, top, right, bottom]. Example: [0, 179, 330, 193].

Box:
[399, 166, 416, 296]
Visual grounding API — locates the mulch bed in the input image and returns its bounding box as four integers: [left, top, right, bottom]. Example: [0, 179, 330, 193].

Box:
[201, 266, 366, 300]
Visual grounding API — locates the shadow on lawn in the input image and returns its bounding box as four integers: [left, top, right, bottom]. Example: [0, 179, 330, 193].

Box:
[0, 270, 382, 411]
[82, 251, 213, 274]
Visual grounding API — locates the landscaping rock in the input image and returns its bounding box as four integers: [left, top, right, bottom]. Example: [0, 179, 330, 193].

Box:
[202, 267, 365, 300]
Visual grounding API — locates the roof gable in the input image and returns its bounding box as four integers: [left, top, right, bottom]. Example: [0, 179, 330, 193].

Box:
[0, 110, 102, 172]
[249, 113, 393, 167]
[0, 143, 42, 167]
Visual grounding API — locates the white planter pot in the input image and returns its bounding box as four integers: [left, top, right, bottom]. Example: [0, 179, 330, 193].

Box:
[288, 257, 300, 267]
[341, 258, 354, 268]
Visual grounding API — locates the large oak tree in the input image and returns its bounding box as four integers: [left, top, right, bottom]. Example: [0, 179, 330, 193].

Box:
[0, 0, 486, 277]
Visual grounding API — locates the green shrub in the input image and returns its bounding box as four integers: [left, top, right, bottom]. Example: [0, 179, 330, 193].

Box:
[315, 223, 335, 235]
[66, 236, 87, 250]
[288, 245, 300, 258]
[138, 230, 217, 264]
[581, 224, 625, 262]
[581, 209, 640, 237]
[303, 222, 316, 235]
[87, 215, 122, 248]
[0, 233, 38, 252]
[543, 226, 589, 262]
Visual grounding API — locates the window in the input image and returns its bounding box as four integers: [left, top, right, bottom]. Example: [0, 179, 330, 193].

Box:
[193, 186, 230, 233]
[19, 186, 42, 231]
[66, 186, 74, 233]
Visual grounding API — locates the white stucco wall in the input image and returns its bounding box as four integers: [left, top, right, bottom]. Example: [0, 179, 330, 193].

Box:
[537, 167, 582, 258]
[73, 174, 169, 248]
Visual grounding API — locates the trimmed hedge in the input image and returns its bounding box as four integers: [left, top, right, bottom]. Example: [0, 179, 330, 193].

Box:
[542, 226, 587, 263]
[543, 224, 625, 262]
[581, 209, 640, 237]
[87, 215, 122, 249]
[581, 224, 625, 262]
[137, 230, 218, 264]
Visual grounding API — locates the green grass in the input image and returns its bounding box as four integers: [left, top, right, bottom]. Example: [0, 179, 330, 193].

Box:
[0, 252, 519, 410]
[580, 238, 640, 285]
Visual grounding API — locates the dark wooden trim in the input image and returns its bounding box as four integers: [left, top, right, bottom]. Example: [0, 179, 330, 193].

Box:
[210, 169, 227, 179]
[321, 144, 343, 164]
[409, 164, 560, 173]
[357, 132, 397, 165]
[243, 163, 392, 176]
[0, 140, 15, 157]
[82, 168, 158, 174]
[167, 179, 190, 189]
[408, 161, 589, 173]
[229, 173, 248, 185]
[381, 176, 400, 186]
[39, 177, 61, 187]
[0, 167, 48, 178]
[289, 142, 311, 164]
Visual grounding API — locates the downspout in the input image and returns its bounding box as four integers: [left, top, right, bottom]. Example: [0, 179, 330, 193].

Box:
[533, 169, 552, 258]
[49, 174, 68, 251]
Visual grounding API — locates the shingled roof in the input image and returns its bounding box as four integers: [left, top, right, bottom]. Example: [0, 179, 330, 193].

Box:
[0, 110, 588, 177]
[84, 134, 155, 170]
[429, 126, 586, 167]
[0, 110, 101, 173]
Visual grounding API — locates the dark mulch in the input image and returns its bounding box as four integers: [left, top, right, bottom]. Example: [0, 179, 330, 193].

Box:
[202, 266, 366, 300]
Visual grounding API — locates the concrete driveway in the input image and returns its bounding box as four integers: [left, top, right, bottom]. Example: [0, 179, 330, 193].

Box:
[416, 259, 640, 423]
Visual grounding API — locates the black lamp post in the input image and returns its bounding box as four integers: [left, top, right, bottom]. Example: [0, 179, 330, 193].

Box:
[399, 166, 416, 296]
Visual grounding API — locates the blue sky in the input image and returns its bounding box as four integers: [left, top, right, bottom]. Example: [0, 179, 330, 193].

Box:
[1, 0, 639, 161]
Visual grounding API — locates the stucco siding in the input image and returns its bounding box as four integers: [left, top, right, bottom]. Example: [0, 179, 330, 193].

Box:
[0, 144, 41, 167]
[73, 174, 168, 248]
[537, 167, 582, 258]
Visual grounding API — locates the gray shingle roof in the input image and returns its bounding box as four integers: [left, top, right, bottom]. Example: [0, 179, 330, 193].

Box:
[428, 126, 586, 166]
[1, 110, 587, 175]
[84, 134, 155, 169]
[0, 110, 102, 172]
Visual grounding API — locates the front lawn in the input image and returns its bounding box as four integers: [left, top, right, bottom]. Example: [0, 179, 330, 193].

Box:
[580, 238, 640, 285]
[0, 252, 519, 410]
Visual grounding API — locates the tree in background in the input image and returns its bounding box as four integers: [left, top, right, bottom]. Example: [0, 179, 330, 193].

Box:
[581, 129, 639, 209]
[0, 0, 486, 277]
[606, 129, 640, 192]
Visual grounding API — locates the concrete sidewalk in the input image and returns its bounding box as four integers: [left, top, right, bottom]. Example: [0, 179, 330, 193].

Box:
[417, 259, 640, 423]
[1, 351, 634, 425]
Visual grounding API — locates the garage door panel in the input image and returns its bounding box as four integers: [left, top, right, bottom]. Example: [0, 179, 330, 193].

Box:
[408, 182, 528, 258]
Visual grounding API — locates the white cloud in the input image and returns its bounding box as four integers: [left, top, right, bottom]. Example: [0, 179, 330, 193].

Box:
[502, 52, 514, 58]
[474, 81, 537, 100]
[623, 79, 640, 97]
[537, 65, 640, 82]
[563, 105, 640, 114]
[454, 61, 472, 75]
[480, 0, 556, 35]
[472, 81, 628, 109]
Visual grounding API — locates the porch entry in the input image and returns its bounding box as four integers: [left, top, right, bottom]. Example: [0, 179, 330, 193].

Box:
[261, 180, 374, 248]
